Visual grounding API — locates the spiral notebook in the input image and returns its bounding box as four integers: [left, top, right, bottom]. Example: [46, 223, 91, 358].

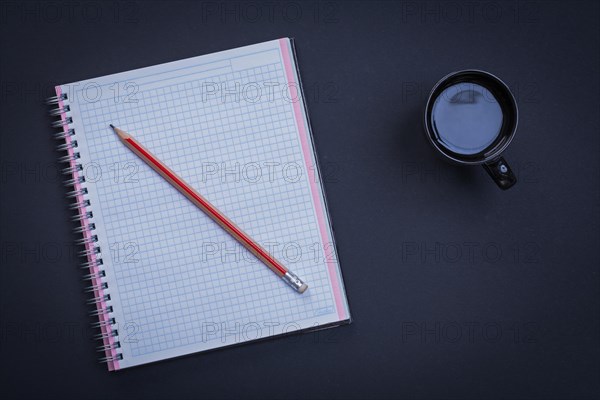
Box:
[48, 38, 350, 370]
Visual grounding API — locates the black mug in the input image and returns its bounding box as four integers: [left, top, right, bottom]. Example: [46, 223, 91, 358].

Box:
[424, 70, 518, 190]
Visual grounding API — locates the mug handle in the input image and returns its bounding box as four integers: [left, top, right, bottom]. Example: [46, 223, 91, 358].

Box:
[483, 157, 517, 190]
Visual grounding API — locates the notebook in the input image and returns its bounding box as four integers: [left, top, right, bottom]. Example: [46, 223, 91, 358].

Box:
[48, 38, 350, 370]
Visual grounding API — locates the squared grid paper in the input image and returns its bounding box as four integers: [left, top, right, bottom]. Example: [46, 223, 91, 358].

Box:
[72, 42, 343, 362]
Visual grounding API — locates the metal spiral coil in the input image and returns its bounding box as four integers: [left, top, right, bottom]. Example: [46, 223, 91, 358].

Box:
[80, 259, 102, 270]
[91, 318, 116, 328]
[66, 187, 88, 198]
[76, 235, 99, 245]
[97, 341, 120, 352]
[87, 294, 111, 305]
[82, 270, 106, 281]
[49, 105, 70, 116]
[90, 306, 113, 318]
[74, 223, 96, 234]
[56, 141, 78, 152]
[51, 117, 73, 127]
[71, 211, 93, 222]
[62, 164, 83, 175]
[94, 329, 118, 340]
[78, 246, 101, 258]
[84, 283, 108, 294]
[98, 354, 123, 363]
[57, 152, 80, 163]
[69, 199, 91, 210]
[47, 91, 122, 367]
[45, 93, 68, 104]
[65, 176, 86, 187]
[53, 128, 75, 140]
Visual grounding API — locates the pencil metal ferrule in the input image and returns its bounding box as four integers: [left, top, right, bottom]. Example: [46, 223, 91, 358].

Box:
[282, 271, 308, 294]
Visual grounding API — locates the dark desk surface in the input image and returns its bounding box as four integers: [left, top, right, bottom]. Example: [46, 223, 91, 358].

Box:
[1, 1, 599, 398]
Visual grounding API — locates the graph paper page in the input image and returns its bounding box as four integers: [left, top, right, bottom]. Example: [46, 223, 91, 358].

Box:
[59, 39, 349, 368]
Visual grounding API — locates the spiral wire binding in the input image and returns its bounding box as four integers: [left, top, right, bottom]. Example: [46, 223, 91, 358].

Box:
[47, 91, 123, 367]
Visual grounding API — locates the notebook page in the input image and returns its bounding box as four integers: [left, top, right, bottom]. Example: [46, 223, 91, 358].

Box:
[59, 39, 349, 369]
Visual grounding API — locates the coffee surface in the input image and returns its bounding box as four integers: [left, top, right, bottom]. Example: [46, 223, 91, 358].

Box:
[431, 82, 504, 155]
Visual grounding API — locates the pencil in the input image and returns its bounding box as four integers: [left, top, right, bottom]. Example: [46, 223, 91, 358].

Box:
[110, 125, 308, 294]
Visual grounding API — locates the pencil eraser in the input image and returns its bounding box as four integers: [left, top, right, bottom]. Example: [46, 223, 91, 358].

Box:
[298, 283, 308, 294]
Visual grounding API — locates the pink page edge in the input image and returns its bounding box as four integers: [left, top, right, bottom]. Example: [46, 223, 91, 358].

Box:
[55, 85, 120, 371]
[278, 38, 348, 321]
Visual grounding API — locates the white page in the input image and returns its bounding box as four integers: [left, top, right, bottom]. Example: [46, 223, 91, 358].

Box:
[58, 38, 349, 369]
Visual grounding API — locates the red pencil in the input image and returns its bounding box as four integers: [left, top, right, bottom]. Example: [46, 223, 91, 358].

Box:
[110, 125, 308, 293]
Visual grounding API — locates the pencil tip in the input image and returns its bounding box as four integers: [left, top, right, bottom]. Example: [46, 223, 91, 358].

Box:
[111, 124, 131, 140]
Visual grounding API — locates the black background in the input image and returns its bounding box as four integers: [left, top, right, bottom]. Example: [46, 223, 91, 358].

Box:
[1, 1, 599, 399]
